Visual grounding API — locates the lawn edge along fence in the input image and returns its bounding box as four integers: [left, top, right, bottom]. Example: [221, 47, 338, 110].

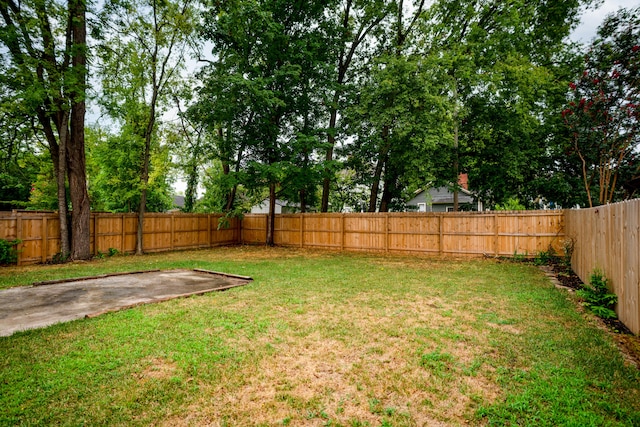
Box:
[566, 199, 640, 335]
[4, 205, 640, 335]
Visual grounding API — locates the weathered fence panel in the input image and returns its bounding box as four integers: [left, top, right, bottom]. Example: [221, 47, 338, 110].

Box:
[241, 214, 267, 244]
[565, 200, 640, 334]
[241, 211, 565, 257]
[0, 212, 62, 264]
[0, 211, 240, 265]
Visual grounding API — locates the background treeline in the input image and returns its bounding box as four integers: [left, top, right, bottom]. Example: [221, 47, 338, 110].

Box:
[1, 0, 638, 251]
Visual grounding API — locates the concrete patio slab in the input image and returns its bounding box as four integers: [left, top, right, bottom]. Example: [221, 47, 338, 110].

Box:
[0, 269, 251, 337]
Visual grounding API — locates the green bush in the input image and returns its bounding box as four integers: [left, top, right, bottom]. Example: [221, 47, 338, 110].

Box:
[534, 249, 555, 266]
[96, 247, 120, 259]
[108, 247, 120, 257]
[576, 269, 618, 319]
[0, 239, 20, 265]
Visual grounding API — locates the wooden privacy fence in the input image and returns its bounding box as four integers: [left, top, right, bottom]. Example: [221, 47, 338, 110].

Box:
[0, 211, 240, 265]
[2, 210, 564, 264]
[4, 206, 640, 334]
[241, 211, 565, 257]
[565, 200, 640, 335]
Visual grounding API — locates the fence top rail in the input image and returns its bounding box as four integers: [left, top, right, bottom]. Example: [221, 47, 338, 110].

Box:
[566, 198, 640, 214]
[244, 210, 564, 217]
[130, 212, 227, 217]
[0, 211, 230, 217]
[2, 210, 566, 219]
[0, 210, 58, 217]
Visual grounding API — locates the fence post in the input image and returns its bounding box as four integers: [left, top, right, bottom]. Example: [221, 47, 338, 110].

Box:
[92, 214, 97, 256]
[16, 213, 22, 266]
[41, 215, 48, 263]
[121, 214, 126, 253]
[341, 214, 345, 251]
[438, 214, 443, 255]
[240, 216, 245, 245]
[494, 214, 499, 256]
[385, 213, 389, 252]
[300, 213, 304, 248]
[170, 213, 175, 251]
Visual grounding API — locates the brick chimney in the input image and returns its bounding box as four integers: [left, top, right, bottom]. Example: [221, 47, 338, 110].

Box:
[458, 173, 469, 190]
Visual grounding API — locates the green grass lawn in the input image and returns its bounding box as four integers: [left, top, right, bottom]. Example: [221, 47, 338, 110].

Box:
[1, 246, 639, 426]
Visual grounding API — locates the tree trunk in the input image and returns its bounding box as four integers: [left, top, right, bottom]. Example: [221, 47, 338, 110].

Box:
[184, 161, 198, 212]
[452, 82, 459, 212]
[379, 188, 391, 212]
[68, 135, 91, 260]
[68, 0, 91, 260]
[136, 150, 150, 255]
[369, 158, 384, 212]
[299, 188, 306, 213]
[379, 170, 396, 213]
[266, 182, 276, 246]
[321, 107, 338, 212]
[369, 126, 390, 212]
[453, 136, 459, 212]
[42, 111, 71, 259]
[136, 93, 157, 255]
[136, 114, 153, 255]
[321, 0, 388, 212]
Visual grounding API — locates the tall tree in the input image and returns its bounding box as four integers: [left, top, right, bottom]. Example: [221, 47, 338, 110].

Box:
[563, 6, 639, 206]
[186, 73, 249, 214]
[0, 0, 91, 260]
[320, 0, 390, 212]
[97, 0, 195, 253]
[198, 0, 334, 244]
[86, 126, 174, 213]
[423, 0, 591, 208]
[345, 0, 449, 212]
[0, 93, 42, 210]
[165, 94, 210, 213]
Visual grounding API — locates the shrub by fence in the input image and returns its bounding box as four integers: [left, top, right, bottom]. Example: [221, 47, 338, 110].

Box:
[565, 199, 640, 335]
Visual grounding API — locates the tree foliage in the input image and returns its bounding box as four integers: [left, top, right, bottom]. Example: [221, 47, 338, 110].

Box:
[86, 127, 174, 213]
[2, 0, 627, 235]
[0, 97, 41, 209]
[563, 6, 640, 206]
[0, 0, 91, 259]
[423, 0, 590, 209]
[197, 0, 335, 243]
[96, 0, 196, 252]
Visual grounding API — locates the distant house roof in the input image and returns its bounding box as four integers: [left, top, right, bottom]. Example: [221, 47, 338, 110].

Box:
[173, 195, 185, 208]
[407, 174, 483, 212]
[250, 198, 301, 214]
[419, 186, 476, 205]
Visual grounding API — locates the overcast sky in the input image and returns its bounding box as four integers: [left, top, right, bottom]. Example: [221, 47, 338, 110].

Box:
[571, 0, 638, 43]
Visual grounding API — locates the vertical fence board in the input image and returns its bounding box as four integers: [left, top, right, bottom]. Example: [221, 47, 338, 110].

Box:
[624, 202, 640, 333]
[565, 200, 640, 334]
[238, 211, 564, 258]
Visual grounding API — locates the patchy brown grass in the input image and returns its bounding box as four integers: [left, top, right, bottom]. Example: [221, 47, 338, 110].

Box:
[2, 247, 639, 426]
[157, 279, 509, 426]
